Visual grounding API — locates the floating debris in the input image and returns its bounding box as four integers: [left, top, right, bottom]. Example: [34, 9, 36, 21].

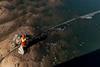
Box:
[79, 42, 85, 46]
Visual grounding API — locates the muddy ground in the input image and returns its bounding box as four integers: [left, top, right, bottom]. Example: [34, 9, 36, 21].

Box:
[0, 0, 80, 67]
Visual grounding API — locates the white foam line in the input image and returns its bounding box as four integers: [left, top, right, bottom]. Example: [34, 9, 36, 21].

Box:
[48, 10, 100, 30]
[80, 10, 100, 19]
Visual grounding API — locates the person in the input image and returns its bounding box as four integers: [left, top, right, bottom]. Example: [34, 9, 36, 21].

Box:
[18, 34, 27, 55]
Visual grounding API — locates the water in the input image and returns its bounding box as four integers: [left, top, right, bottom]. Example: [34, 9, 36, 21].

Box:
[42, 0, 100, 64]
[61, 0, 100, 55]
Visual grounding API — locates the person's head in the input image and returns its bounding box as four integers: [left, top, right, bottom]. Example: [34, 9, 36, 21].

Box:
[22, 34, 26, 38]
